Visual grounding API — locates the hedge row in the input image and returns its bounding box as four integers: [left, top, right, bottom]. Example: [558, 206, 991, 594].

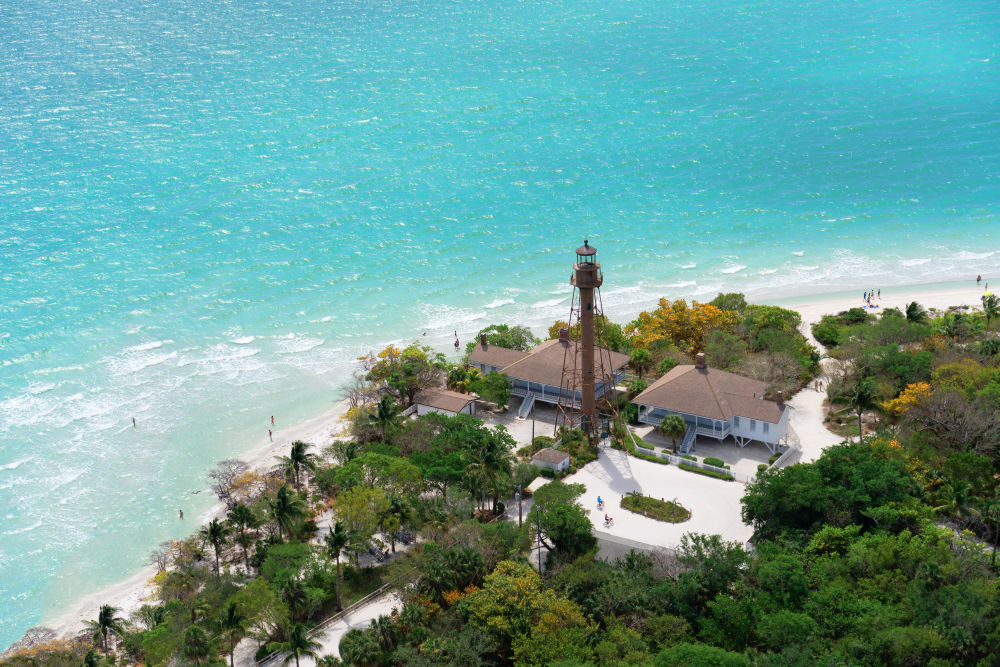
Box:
[679, 463, 734, 481]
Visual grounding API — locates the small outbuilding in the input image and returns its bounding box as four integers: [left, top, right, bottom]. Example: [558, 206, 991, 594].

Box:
[532, 447, 570, 472]
[413, 388, 477, 417]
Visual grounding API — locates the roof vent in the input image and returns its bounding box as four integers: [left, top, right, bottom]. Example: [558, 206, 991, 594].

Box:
[776, 390, 784, 407]
[695, 352, 707, 369]
[559, 327, 570, 343]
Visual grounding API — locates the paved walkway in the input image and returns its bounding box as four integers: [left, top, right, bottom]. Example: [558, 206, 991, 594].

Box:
[564, 443, 754, 549]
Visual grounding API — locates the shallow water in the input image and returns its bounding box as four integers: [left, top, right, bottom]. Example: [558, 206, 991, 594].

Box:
[1, 0, 999, 645]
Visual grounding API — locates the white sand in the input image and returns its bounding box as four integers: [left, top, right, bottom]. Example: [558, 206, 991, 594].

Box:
[43, 401, 352, 642]
[36, 278, 990, 645]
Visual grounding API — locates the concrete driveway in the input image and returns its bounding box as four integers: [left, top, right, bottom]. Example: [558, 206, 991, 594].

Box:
[564, 442, 754, 550]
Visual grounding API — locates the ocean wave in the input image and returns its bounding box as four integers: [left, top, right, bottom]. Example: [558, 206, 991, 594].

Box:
[3, 520, 43, 536]
[792, 251, 804, 256]
[125, 340, 171, 353]
[531, 297, 566, 309]
[274, 336, 325, 355]
[720, 265, 747, 275]
[231, 336, 256, 344]
[0, 457, 31, 472]
[900, 258, 931, 267]
[107, 350, 178, 376]
[485, 298, 515, 309]
[680, 263, 697, 269]
[946, 250, 996, 261]
[667, 280, 697, 288]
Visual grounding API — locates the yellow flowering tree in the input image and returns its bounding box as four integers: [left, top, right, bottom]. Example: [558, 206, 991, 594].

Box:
[624, 298, 737, 353]
[881, 382, 932, 418]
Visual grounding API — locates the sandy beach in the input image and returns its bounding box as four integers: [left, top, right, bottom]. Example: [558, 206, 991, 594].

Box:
[35, 277, 991, 645]
[41, 401, 352, 642]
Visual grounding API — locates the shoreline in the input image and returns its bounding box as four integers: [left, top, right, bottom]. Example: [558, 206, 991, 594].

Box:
[26, 277, 991, 648]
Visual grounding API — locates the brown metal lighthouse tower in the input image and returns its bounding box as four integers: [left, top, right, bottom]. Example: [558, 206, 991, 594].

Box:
[557, 240, 616, 439]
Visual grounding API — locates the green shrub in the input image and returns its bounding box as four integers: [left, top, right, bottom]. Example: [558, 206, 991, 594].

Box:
[812, 320, 841, 347]
[658, 357, 679, 375]
[757, 463, 769, 472]
[622, 434, 671, 466]
[621, 494, 691, 523]
[539, 467, 555, 479]
[682, 455, 697, 462]
[843, 307, 870, 324]
[979, 339, 1000, 356]
[568, 465, 578, 475]
[703, 457, 730, 469]
[532, 435, 555, 453]
[679, 464, 734, 481]
[768, 452, 781, 464]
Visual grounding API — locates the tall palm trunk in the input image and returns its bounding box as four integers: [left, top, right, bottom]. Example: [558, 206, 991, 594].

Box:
[240, 529, 249, 572]
[335, 559, 343, 610]
[230, 635, 235, 667]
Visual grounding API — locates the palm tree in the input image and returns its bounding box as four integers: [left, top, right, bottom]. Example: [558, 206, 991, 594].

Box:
[85, 604, 125, 653]
[934, 482, 979, 530]
[980, 493, 1000, 568]
[199, 518, 231, 577]
[381, 494, 413, 553]
[276, 440, 318, 492]
[848, 377, 879, 442]
[447, 365, 480, 393]
[324, 522, 350, 610]
[370, 614, 398, 651]
[629, 348, 652, 379]
[464, 433, 514, 513]
[217, 601, 248, 667]
[939, 313, 967, 341]
[658, 415, 687, 454]
[905, 301, 928, 324]
[269, 485, 308, 541]
[183, 625, 213, 666]
[983, 293, 1000, 334]
[267, 623, 322, 667]
[227, 503, 257, 572]
[367, 395, 403, 443]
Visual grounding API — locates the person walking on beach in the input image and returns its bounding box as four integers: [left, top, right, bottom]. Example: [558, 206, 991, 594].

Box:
[268, 429, 273, 441]
[179, 509, 183, 519]
[978, 275, 982, 285]
[454, 338, 460, 350]
[271, 415, 275, 426]
[132, 417, 136, 428]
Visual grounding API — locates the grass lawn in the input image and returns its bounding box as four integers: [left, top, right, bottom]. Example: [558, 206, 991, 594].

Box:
[621, 494, 691, 523]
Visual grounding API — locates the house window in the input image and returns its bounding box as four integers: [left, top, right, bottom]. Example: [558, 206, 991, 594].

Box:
[733, 416, 740, 428]
[763, 423, 770, 434]
[750, 419, 756, 432]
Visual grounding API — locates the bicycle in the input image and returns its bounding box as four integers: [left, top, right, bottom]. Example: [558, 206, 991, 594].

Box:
[604, 517, 614, 528]
[597, 500, 605, 511]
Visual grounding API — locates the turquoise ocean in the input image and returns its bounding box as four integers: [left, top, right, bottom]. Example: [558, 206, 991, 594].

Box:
[2, 0, 999, 645]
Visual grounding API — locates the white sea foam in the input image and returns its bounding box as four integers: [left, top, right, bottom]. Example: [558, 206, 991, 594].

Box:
[125, 340, 170, 352]
[667, 280, 697, 288]
[900, 258, 931, 267]
[231, 336, 256, 344]
[274, 336, 325, 355]
[792, 251, 804, 256]
[485, 298, 515, 309]
[720, 265, 746, 275]
[0, 458, 31, 472]
[680, 263, 697, 269]
[532, 297, 566, 309]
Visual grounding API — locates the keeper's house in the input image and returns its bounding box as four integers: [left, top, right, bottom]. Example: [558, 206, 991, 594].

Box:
[413, 388, 477, 417]
[468, 333, 629, 418]
[632, 352, 789, 455]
